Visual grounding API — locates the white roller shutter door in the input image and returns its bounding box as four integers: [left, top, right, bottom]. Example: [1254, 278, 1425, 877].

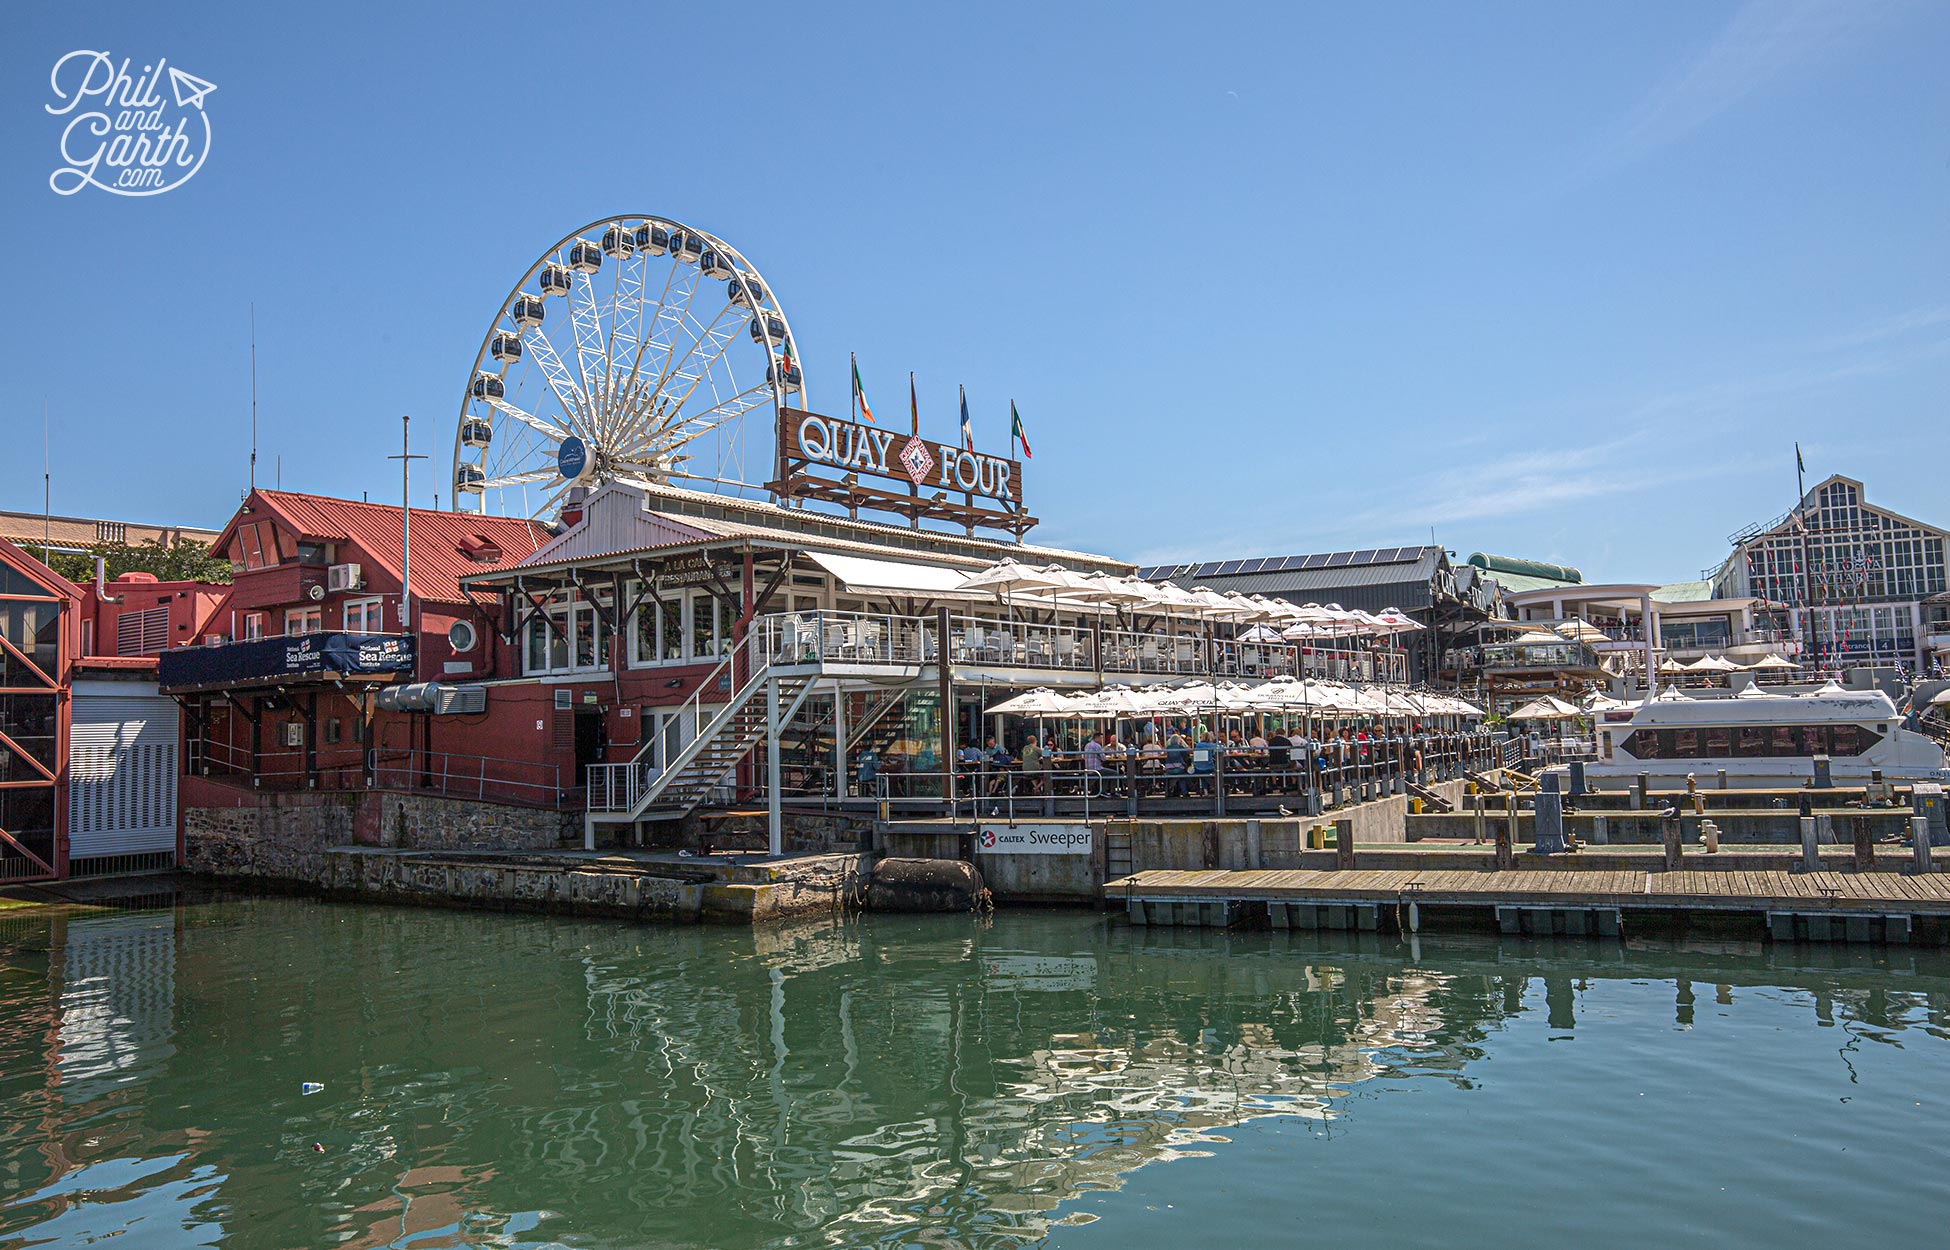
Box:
[69, 689, 179, 859]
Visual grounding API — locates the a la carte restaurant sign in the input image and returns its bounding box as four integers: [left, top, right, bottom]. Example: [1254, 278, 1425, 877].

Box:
[782, 408, 1022, 504]
[976, 823, 1093, 855]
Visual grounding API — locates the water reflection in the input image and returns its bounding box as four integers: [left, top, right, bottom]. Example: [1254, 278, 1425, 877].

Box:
[1, 900, 1947, 1249]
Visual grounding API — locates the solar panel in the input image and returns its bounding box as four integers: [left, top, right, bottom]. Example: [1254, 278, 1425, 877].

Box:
[1219, 559, 1245, 575]
[1351, 548, 1378, 563]
[1326, 551, 1352, 567]
[1243, 557, 1269, 573]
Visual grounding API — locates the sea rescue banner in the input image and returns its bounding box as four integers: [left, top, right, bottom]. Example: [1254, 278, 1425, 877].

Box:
[976, 824, 1094, 855]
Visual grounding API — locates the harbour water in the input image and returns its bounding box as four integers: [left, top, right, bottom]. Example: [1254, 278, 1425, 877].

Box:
[3, 898, 1947, 1248]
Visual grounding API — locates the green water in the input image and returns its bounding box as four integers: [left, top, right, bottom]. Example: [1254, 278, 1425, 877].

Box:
[2, 898, 1947, 1249]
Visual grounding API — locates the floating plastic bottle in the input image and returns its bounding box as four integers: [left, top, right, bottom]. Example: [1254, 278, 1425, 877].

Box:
[300, 1082, 324, 1096]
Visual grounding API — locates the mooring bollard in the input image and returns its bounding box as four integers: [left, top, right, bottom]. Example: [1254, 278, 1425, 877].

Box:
[1568, 760, 1586, 798]
[1853, 814, 1874, 872]
[1914, 816, 1933, 875]
[1812, 754, 1832, 790]
[1662, 811, 1682, 871]
[1533, 773, 1566, 855]
[1717, 768, 1727, 791]
[1334, 817, 1356, 871]
[1591, 813, 1608, 845]
[1634, 772, 1649, 811]
[1700, 820, 1721, 854]
[1799, 794, 1820, 873]
[1473, 792, 1487, 845]
[1495, 797, 1516, 871]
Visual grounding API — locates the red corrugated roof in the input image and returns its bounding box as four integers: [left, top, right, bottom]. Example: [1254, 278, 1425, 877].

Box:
[217, 491, 553, 605]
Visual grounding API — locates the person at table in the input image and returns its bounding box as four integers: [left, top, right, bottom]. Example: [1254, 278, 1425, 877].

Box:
[1083, 731, 1105, 785]
[1266, 730, 1292, 793]
[856, 746, 879, 798]
[1020, 734, 1046, 794]
[1164, 733, 1191, 797]
[1140, 737, 1166, 792]
[984, 736, 1015, 794]
[1191, 731, 1218, 795]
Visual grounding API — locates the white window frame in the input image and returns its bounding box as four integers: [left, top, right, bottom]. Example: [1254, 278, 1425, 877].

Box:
[285, 607, 322, 636]
[521, 590, 610, 676]
[343, 596, 384, 633]
[242, 613, 264, 641]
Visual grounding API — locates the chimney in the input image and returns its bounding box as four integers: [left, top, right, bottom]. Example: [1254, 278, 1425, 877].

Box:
[559, 485, 589, 529]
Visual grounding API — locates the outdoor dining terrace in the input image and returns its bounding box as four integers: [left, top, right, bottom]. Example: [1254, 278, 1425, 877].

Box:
[748, 609, 1412, 685]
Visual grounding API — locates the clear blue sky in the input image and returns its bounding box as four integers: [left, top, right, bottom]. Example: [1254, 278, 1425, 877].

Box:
[5, 2, 1946, 584]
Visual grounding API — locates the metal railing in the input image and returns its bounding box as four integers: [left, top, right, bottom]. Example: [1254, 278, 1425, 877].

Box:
[586, 635, 768, 813]
[862, 733, 1498, 821]
[748, 609, 1411, 685]
[370, 750, 567, 807]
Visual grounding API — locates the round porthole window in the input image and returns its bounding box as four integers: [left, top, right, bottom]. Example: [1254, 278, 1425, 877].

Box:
[448, 620, 478, 653]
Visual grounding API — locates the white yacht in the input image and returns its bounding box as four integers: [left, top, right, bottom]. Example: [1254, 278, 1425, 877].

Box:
[1587, 680, 1949, 786]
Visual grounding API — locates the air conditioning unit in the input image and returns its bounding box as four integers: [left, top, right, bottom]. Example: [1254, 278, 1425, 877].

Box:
[281, 722, 305, 747]
[327, 563, 363, 592]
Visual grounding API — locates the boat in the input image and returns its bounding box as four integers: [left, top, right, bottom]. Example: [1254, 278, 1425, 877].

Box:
[1584, 679, 1949, 787]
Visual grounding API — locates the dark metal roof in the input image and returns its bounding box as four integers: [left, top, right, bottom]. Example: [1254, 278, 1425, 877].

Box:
[1136, 545, 1438, 582]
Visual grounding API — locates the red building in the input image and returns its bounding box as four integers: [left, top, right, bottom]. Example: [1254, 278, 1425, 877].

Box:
[160, 490, 553, 797]
[80, 571, 227, 657]
[0, 537, 79, 884]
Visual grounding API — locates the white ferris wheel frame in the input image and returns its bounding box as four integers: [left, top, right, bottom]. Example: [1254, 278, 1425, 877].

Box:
[452, 213, 806, 517]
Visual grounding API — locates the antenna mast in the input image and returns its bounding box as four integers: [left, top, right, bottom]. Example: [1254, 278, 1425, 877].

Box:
[249, 304, 259, 492]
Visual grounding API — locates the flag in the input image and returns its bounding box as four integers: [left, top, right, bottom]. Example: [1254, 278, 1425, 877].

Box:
[1796, 442, 1805, 474]
[959, 387, 973, 452]
[1010, 400, 1032, 460]
[909, 372, 919, 436]
[851, 354, 875, 424]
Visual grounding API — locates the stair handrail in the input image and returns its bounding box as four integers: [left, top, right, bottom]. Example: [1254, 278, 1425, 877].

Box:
[625, 638, 776, 816]
[622, 638, 748, 769]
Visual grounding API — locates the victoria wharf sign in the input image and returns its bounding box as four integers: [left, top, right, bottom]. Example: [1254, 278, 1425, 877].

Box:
[779, 408, 1023, 504]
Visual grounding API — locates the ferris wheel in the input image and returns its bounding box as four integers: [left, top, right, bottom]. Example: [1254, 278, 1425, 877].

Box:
[453, 214, 804, 517]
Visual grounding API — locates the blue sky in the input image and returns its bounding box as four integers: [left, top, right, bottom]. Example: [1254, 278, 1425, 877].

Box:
[4, 1, 1946, 583]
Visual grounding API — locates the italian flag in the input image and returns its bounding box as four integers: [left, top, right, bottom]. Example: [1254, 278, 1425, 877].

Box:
[851, 355, 875, 424]
[1011, 400, 1032, 459]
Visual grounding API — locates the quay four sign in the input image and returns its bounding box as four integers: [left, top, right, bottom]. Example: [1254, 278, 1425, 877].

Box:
[783, 408, 1022, 504]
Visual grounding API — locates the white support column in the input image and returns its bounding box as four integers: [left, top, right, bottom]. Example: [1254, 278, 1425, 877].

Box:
[831, 680, 847, 800]
[1641, 593, 1656, 695]
[766, 676, 783, 856]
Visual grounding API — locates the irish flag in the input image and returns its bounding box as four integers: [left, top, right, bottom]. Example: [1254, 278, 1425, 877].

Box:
[851, 354, 876, 424]
[1011, 400, 1032, 459]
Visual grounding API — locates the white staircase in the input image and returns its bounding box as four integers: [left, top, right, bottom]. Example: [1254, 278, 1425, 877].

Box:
[585, 646, 819, 842]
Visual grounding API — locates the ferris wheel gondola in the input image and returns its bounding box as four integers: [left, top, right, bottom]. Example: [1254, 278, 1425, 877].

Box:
[453, 214, 804, 518]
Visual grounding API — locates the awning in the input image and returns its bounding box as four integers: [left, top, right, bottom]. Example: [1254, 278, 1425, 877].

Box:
[805, 551, 984, 599]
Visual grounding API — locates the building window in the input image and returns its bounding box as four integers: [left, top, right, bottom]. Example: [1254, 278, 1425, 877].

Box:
[323, 718, 341, 745]
[242, 613, 264, 641]
[627, 585, 729, 667]
[285, 607, 322, 636]
[520, 591, 608, 676]
[448, 620, 477, 653]
[344, 597, 384, 633]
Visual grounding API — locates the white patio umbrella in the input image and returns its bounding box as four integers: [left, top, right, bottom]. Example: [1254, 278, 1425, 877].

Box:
[985, 687, 1075, 716]
[955, 559, 1070, 597]
[1508, 695, 1582, 720]
[1748, 654, 1798, 670]
[1237, 623, 1285, 644]
[1657, 657, 1688, 674]
[1369, 607, 1425, 634]
[1687, 654, 1739, 673]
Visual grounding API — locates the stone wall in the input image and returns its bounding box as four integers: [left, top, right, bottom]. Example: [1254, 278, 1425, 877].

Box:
[183, 782, 576, 888]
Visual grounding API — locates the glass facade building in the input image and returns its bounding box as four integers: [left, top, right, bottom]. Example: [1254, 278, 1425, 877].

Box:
[1718, 476, 1949, 669]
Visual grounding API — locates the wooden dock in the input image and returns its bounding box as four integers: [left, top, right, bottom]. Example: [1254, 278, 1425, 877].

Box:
[1106, 867, 1950, 943]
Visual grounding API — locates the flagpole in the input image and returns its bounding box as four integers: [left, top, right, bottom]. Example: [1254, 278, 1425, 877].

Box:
[1795, 443, 1817, 672]
[959, 384, 973, 538]
[909, 372, 920, 530]
[850, 351, 858, 424]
